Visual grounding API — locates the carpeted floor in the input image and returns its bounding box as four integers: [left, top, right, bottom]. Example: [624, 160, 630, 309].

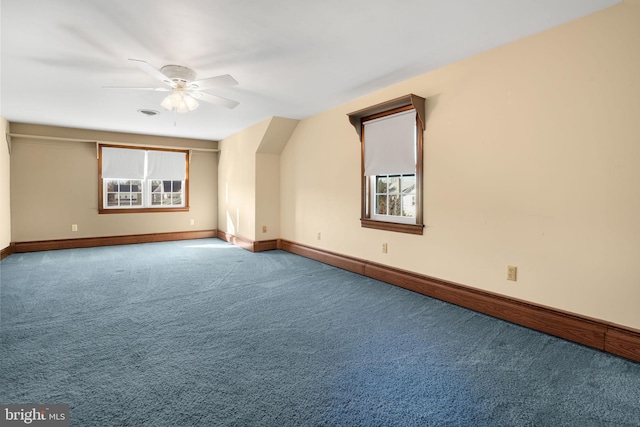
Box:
[1, 238, 639, 426]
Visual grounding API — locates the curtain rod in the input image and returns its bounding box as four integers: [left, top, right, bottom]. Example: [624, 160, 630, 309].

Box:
[7, 133, 220, 156]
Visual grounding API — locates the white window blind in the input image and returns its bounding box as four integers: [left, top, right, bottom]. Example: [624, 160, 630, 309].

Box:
[101, 147, 186, 180]
[101, 147, 146, 179]
[363, 110, 416, 176]
[146, 150, 186, 180]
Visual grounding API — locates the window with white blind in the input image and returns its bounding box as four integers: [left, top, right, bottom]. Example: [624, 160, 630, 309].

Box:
[99, 145, 189, 213]
[364, 109, 418, 225]
[349, 95, 425, 235]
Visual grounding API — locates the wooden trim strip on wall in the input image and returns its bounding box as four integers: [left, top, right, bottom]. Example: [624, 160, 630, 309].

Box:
[605, 326, 640, 362]
[11, 230, 217, 253]
[216, 230, 278, 253]
[1, 243, 14, 260]
[276, 239, 640, 363]
[277, 239, 366, 275]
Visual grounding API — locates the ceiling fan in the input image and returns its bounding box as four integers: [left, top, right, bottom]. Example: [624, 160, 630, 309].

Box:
[107, 59, 239, 113]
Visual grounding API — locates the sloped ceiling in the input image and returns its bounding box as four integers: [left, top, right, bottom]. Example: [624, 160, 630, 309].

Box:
[0, 0, 620, 141]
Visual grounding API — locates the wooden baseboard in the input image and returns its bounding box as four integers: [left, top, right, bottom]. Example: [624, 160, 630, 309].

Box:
[216, 230, 278, 253]
[1, 243, 14, 260]
[11, 230, 217, 253]
[605, 325, 640, 362]
[277, 239, 366, 275]
[277, 239, 640, 363]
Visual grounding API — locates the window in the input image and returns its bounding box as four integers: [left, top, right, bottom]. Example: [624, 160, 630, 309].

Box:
[348, 94, 425, 235]
[99, 145, 189, 213]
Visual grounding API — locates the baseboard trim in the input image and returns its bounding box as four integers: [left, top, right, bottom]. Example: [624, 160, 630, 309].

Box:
[605, 325, 640, 362]
[1, 243, 14, 260]
[11, 230, 218, 253]
[277, 239, 367, 275]
[277, 239, 640, 363]
[216, 230, 277, 253]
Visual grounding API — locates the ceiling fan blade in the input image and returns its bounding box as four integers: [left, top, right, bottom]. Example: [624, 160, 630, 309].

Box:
[102, 86, 171, 91]
[192, 92, 240, 109]
[189, 74, 238, 91]
[129, 59, 175, 88]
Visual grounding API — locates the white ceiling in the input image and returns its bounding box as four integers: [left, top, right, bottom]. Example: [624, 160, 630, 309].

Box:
[1, 0, 620, 141]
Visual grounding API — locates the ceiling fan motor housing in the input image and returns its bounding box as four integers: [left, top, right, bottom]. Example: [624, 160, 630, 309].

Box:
[160, 65, 197, 85]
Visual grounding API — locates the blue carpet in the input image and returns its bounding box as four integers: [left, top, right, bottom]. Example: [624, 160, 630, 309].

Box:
[1, 238, 639, 426]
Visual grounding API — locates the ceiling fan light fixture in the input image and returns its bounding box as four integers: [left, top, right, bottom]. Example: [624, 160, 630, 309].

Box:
[160, 95, 175, 111]
[176, 100, 189, 113]
[161, 90, 199, 113]
[184, 95, 199, 111]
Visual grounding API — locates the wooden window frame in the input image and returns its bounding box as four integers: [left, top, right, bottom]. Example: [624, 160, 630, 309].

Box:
[348, 95, 425, 235]
[98, 144, 190, 214]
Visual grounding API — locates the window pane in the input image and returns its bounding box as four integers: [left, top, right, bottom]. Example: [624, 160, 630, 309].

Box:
[376, 195, 387, 215]
[151, 180, 162, 193]
[389, 195, 401, 216]
[132, 193, 142, 206]
[172, 181, 182, 192]
[387, 176, 400, 194]
[107, 193, 118, 206]
[106, 180, 118, 192]
[401, 175, 416, 194]
[402, 195, 416, 217]
[376, 177, 388, 193]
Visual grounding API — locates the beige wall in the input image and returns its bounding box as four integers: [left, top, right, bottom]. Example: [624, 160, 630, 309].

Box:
[280, 1, 640, 329]
[217, 119, 268, 240]
[218, 117, 298, 241]
[0, 118, 10, 249]
[255, 153, 280, 240]
[9, 123, 218, 241]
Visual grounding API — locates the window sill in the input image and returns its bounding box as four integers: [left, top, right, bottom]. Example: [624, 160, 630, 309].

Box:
[361, 218, 424, 235]
[99, 207, 189, 214]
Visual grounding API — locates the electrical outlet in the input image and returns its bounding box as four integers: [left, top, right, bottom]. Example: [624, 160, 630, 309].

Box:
[190, 219, 195, 226]
[507, 265, 517, 281]
[382, 243, 388, 253]
[71, 224, 78, 232]
[317, 232, 321, 240]
[262, 225, 267, 233]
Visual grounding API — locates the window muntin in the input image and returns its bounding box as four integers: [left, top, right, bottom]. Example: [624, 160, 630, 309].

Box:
[99, 145, 188, 213]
